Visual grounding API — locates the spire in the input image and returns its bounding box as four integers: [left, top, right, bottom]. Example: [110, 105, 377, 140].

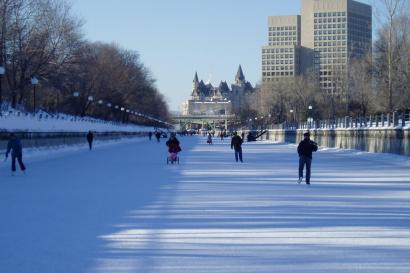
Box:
[213, 86, 222, 99]
[194, 71, 199, 83]
[192, 72, 200, 99]
[235, 65, 245, 83]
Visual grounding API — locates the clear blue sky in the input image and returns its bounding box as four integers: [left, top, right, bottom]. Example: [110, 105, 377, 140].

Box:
[72, 0, 376, 111]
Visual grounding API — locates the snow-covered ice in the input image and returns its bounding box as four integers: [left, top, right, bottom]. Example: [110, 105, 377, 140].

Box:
[1, 137, 410, 273]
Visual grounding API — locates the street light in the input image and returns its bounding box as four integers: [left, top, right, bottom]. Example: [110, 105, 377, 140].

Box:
[31, 77, 39, 113]
[0, 66, 5, 108]
[88, 96, 94, 102]
[73, 92, 80, 97]
[289, 109, 294, 128]
[308, 105, 313, 129]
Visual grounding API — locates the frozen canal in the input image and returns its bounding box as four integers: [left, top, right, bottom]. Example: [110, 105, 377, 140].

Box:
[1, 137, 409, 273]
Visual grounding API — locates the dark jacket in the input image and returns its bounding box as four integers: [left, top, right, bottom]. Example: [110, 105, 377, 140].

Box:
[231, 135, 243, 150]
[6, 139, 23, 157]
[297, 139, 318, 159]
[87, 132, 94, 142]
[166, 138, 181, 153]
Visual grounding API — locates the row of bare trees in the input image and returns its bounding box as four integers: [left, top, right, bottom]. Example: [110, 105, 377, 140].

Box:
[0, 0, 169, 124]
[251, 0, 410, 124]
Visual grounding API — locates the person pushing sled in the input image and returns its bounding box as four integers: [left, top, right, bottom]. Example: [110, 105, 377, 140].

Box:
[166, 133, 182, 164]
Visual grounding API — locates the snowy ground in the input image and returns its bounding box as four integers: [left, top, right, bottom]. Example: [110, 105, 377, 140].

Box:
[1, 137, 410, 273]
[0, 110, 156, 132]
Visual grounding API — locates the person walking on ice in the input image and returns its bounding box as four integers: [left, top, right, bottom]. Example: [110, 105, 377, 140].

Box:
[207, 132, 213, 144]
[297, 132, 318, 185]
[155, 131, 161, 143]
[86, 131, 94, 150]
[231, 132, 244, 163]
[5, 133, 26, 176]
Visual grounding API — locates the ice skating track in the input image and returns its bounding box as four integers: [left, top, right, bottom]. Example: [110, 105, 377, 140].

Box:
[1, 137, 410, 273]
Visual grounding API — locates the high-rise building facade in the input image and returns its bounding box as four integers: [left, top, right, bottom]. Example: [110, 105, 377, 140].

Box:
[301, 0, 372, 94]
[262, 0, 372, 95]
[262, 16, 301, 82]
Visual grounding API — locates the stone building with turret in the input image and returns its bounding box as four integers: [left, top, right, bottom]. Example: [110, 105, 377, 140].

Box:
[181, 65, 256, 116]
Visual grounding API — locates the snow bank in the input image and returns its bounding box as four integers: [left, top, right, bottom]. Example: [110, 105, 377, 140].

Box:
[0, 110, 159, 133]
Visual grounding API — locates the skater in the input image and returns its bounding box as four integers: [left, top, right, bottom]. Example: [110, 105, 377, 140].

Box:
[207, 133, 213, 144]
[220, 131, 224, 141]
[166, 133, 181, 164]
[297, 132, 318, 185]
[5, 133, 26, 175]
[231, 132, 243, 163]
[155, 131, 161, 143]
[86, 131, 94, 150]
[148, 131, 153, 141]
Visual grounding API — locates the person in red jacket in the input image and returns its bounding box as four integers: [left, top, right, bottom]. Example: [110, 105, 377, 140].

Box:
[166, 133, 181, 162]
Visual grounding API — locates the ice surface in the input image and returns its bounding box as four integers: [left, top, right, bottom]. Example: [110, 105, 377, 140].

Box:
[1, 137, 409, 273]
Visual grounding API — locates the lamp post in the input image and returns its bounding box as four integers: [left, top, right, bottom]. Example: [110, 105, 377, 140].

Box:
[0, 66, 5, 109]
[71, 92, 80, 117]
[290, 109, 294, 128]
[120, 107, 126, 123]
[31, 77, 39, 113]
[308, 105, 313, 129]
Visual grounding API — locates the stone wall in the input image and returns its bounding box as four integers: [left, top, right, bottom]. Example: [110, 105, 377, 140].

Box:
[0, 131, 147, 151]
[255, 129, 410, 156]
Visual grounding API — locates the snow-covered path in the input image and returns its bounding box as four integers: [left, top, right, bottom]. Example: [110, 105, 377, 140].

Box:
[1, 137, 410, 273]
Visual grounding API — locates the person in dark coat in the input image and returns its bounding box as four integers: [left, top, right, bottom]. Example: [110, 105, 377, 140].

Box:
[155, 131, 161, 143]
[297, 132, 318, 185]
[148, 131, 153, 140]
[231, 132, 244, 163]
[86, 131, 94, 150]
[5, 133, 26, 175]
[207, 133, 213, 144]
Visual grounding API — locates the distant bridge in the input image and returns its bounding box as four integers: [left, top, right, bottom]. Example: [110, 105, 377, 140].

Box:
[172, 114, 236, 130]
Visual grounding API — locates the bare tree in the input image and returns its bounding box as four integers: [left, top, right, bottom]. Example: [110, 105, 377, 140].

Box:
[373, 0, 408, 111]
[349, 55, 375, 116]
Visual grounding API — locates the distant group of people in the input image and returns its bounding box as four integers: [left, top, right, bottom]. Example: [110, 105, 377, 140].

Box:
[148, 131, 166, 143]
